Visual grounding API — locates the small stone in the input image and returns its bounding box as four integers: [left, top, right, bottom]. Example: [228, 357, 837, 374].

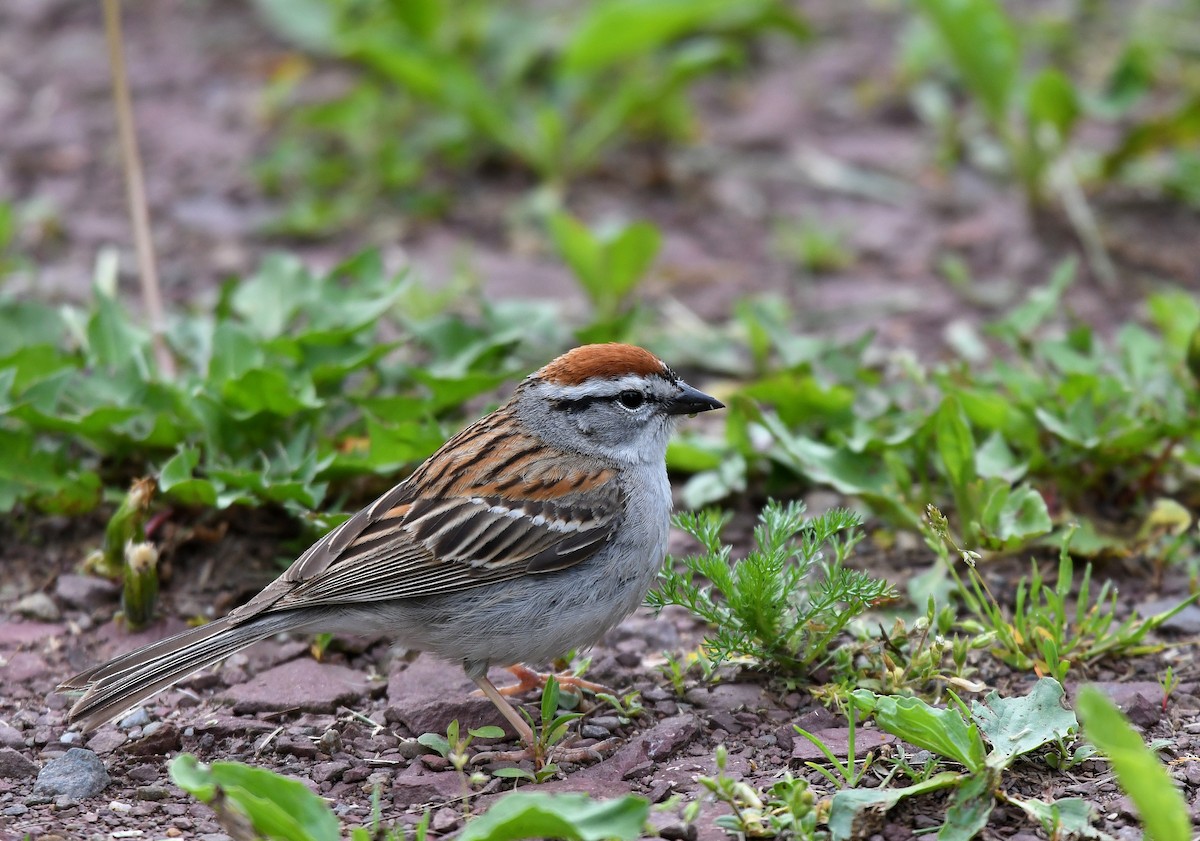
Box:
[86, 729, 127, 754]
[0, 724, 24, 749]
[2, 804, 29, 817]
[0, 747, 38, 778]
[589, 716, 622, 730]
[118, 708, 152, 729]
[392, 770, 468, 806]
[318, 729, 343, 755]
[13, 592, 60, 622]
[621, 760, 654, 781]
[643, 714, 700, 761]
[431, 806, 460, 833]
[792, 728, 896, 762]
[581, 724, 611, 740]
[137, 785, 170, 801]
[126, 723, 181, 756]
[55, 575, 120, 610]
[31, 748, 110, 802]
[397, 738, 424, 759]
[312, 761, 351, 783]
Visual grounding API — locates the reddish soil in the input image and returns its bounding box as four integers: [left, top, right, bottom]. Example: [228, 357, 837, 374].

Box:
[2, 2, 1198, 840]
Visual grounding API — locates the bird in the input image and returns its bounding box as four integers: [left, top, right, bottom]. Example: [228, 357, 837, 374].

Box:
[59, 343, 724, 748]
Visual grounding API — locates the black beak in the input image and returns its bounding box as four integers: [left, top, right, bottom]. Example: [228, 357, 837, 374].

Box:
[663, 381, 724, 416]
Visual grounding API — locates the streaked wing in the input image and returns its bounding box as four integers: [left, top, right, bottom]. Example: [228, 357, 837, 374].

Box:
[229, 412, 623, 618]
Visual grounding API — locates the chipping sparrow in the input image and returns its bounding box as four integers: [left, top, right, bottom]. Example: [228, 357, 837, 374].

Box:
[60, 343, 723, 745]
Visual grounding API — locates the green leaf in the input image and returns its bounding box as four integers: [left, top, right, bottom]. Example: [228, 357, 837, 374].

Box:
[458, 792, 649, 841]
[852, 691, 986, 772]
[988, 484, 1051, 546]
[974, 432, 1027, 483]
[1006, 795, 1112, 839]
[915, 0, 1019, 127]
[936, 395, 976, 492]
[565, 0, 730, 72]
[938, 768, 997, 841]
[828, 772, 962, 841]
[221, 368, 322, 417]
[170, 754, 341, 841]
[606, 221, 661, 298]
[1077, 687, 1192, 841]
[1026, 68, 1080, 144]
[971, 677, 1076, 768]
[159, 447, 219, 507]
[548, 213, 602, 300]
[417, 732, 451, 758]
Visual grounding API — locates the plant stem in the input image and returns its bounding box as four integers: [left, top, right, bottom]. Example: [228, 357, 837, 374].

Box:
[102, 0, 174, 378]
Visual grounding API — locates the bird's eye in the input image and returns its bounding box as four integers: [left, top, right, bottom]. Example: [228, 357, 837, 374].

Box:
[618, 390, 645, 410]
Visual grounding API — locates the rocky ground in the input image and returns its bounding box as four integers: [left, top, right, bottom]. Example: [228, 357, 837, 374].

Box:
[2, 517, 1200, 840]
[2, 1, 1200, 839]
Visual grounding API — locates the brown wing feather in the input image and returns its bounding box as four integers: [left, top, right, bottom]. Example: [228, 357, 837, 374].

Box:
[227, 410, 622, 622]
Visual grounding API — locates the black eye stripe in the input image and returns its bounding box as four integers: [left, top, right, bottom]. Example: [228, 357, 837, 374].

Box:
[550, 392, 654, 412]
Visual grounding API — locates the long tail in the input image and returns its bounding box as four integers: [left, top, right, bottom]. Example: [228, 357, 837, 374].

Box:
[59, 612, 306, 731]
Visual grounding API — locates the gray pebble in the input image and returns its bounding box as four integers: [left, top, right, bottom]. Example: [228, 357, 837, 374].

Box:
[119, 708, 152, 729]
[13, 592, 60, 622]
[31, 747, 110, 803]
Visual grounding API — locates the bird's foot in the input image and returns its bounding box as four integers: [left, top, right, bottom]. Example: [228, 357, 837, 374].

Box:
[493, 663, 613, 698]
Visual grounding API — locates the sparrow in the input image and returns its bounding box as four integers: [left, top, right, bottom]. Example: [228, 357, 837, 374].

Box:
[59, 343, 723, 746]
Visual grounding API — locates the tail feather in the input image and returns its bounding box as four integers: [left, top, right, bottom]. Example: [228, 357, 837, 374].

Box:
[59, 613, 303, 731]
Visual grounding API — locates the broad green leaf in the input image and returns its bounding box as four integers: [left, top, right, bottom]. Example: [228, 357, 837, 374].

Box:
[606, 221, 661, 298]
[221, 368, 322, 417]
[852, 690, 986, 772]
[828, 772, 962, 841]
[548, 212, 602, 300]
[935, 395, 975, 491]
[990, 484, 1051, 545]
[159, 447, 219, 508]
[915, 0, 1019, 126]
[458, 792, 649, 841]
[0, 301, 65, 357]
[1026, 68, 1080, 143]
[170, 755, 340, 841]
[974, 432, 1027, 482]
[1006, 795, 1112, 839]
[740, 374, 855, 428]
[1077, 687, 1191, 841]
[971, 678, 1076, 768]
[938, 768, 997, 841]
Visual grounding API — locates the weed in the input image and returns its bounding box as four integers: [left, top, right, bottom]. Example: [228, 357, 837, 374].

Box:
[698, 745, 825, 839]
[929, 506, 1199, 680]
[831, 678, 1105, 839]
[255, 0, 807, 232]
[648, 501, 896, 676]
[772, 216, 855, 274]
[820, 600, 986, 705]
[547, 210, 660, 330]
[170, 752, 648, 840]
[417, 720, 497, 807]
[794, 705, 874, 788]
[516, 676, 585, 771]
